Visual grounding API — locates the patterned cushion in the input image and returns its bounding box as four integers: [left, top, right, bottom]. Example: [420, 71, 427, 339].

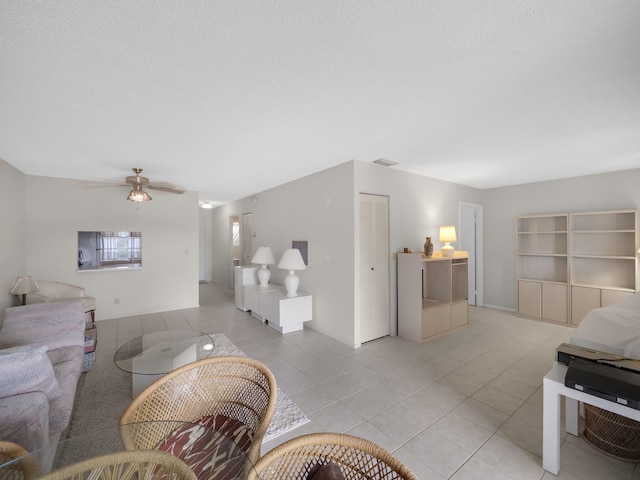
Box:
[156, 414, 254, 480]
[0, 344, 62, 401]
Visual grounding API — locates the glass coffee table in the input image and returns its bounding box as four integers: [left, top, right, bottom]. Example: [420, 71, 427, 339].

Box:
[114, 329, 215, 397]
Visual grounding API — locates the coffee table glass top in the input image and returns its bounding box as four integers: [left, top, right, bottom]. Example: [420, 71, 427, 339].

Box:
[114, 329, 215, 375]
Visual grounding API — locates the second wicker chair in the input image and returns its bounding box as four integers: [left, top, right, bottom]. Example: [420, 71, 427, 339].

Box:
[250, 433, 419, 480]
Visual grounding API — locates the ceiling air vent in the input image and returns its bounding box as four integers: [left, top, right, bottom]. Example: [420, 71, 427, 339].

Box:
[372, 158, 398, 167]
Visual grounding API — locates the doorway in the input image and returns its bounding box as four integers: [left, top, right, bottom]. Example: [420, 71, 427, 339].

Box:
[459, 202, 483, 306]
[359, 193, 390, 343]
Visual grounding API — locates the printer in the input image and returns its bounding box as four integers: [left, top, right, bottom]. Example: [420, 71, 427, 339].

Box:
[556, 343, 640, 410]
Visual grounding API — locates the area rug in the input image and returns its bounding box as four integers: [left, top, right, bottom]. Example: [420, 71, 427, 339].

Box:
[67, 332, 309, 449]
[208, 333, 310, 443]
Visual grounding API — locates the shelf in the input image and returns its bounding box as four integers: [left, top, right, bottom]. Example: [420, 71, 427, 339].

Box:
[518, 253, 567, 257]
[571, 283, 636, 293]
[518, 278, 567, 286]
[422, 298, 447, 309]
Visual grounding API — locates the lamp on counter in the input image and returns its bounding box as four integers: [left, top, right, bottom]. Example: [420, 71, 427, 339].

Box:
[439, 225, 457, 257]
[278, 248, 306, 297]
[251, 246, 276, 287]
[9, 276, 40, 305]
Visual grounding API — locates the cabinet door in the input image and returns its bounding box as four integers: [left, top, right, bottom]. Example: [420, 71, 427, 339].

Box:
[451, 301, 468, 328]
[422, 308, 439, 340]
[436, 305, 452, 333]
[518, 281, 541, 318]
[601, 289, 634, 307]
[542, 283, 568, 323]
[571, 286, 601, 325]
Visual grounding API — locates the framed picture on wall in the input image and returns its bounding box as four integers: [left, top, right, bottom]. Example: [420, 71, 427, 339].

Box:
[292, 240, 308, 265]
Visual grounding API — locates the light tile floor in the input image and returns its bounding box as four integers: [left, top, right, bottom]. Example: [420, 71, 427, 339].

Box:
[93, 283, 640, 479]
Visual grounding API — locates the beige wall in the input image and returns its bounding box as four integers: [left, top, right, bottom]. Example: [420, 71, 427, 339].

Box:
[483, 168, 640, 311]
[1, 161, 200, 322]
[0, 160, 27, 319]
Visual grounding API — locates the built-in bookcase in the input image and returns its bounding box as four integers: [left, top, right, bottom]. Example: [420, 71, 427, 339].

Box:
[516, 209, 639, 325]
[516, 214, 569, 322]
[569, 210, 640, 325]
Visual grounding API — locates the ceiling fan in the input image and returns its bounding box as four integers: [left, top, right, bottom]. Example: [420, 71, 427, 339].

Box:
[124, 168, 185, 203]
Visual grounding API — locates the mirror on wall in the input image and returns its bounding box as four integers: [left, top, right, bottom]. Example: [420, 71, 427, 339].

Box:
[78, 231, 142, 271]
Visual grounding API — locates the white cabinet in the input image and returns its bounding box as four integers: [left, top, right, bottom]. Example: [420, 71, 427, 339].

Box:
[517, 209, 639, 326]
[398, 252, 469, 343]
[234, 266, 257, 311]
[244, 284, 312, 334]
[569, 209, 639, 325]
[516, 214, 569, 322]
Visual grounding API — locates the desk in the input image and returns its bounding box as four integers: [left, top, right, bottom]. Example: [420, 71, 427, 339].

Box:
[543, 363, 640, 474]
[114, 330, 215, 397]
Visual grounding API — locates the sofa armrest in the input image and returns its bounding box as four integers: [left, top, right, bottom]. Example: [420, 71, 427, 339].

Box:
[0, 392, 50, 452]
[0, 301, 85, 351]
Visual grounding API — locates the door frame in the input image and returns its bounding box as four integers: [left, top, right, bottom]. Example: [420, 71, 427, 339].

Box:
[459, 202, 484, 307]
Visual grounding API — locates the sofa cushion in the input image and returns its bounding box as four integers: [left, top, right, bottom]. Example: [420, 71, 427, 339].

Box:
[0, 345, 62, 401]
[0, 300, 85, 352]
[48, 346, 84, 435]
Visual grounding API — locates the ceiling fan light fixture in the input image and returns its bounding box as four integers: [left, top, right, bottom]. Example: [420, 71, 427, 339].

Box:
[127, 186, 152, 203]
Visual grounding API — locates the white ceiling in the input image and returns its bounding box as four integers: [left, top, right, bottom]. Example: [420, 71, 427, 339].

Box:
[1, 1, 639, 205]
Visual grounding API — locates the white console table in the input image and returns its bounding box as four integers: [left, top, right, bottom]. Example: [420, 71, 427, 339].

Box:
[244, 284, 312, 334]
[543, 363, 640, 475]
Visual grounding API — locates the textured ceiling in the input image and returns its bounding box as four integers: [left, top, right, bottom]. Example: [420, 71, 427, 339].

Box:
[1, 1, 639, 205]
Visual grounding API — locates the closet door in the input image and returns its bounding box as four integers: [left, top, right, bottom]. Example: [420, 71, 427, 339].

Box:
[359, 193, 390, 343]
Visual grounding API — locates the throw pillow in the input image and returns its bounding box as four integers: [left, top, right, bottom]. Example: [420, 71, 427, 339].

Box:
[0, 344, 63, 401]
[307, 462, 346, 480]
[156, 414, 254, 480]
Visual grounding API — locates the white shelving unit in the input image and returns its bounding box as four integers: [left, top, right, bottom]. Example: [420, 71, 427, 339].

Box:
[398, 251, 468, 343]
[569, 209, 639, 325]
[516, 209, 639, 326]
[516, 214, 569, 322]
[244, 284, 312, 334]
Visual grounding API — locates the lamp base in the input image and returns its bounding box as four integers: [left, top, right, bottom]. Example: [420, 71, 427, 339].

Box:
[284, 271, 300, 297]
[257, 265, 271, 287]
[441, 243, 455, 257]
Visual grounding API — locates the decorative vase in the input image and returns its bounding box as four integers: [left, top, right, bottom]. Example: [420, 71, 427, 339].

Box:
[424, 237, 433, 257]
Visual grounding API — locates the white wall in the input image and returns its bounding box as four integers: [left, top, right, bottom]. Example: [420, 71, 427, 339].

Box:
[0, 160, 27, 319]
[212, 162, 357, 345]
[354, 161, 483, 340]
[24, 175, 200, 320]
[483, 168, 640, 311]
[211, 160, 483, 346]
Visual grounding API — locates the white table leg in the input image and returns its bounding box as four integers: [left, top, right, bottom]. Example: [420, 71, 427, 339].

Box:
[565, 397, 579, 436]
[543, 376, 561, 475]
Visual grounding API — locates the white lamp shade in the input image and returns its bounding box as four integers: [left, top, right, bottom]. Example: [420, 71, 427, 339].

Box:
[251, 247, 275, 265]
[439, 226, 457, 243]
[278, 249, 306, 297]
[277, 249, 306, 271]
[9, 276, 40, 295]
[439, 225, 457, 257]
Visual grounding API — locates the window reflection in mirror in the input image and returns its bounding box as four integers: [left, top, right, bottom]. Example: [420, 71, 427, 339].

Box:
[78, 231, 142, 271]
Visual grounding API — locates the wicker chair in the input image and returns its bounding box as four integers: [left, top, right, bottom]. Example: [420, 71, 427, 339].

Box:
[0, 441, 38, 480]
[37, 450, 197, 480]
[119, 356, 277, 465]
[249, 433, 419, 480]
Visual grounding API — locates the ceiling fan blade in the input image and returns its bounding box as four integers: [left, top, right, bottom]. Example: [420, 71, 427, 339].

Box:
[147, 183, 186, 194]
[125, 175, 150, 186]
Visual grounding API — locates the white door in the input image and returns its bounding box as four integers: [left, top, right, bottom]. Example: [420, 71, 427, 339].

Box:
[459, 202, 483, 306]
[360, 193, 390, 343]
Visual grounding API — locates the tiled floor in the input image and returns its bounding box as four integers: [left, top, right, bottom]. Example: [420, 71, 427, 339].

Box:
[93, 282, 640, 479]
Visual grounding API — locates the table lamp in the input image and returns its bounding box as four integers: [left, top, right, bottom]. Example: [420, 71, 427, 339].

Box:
[9, 276, 40, 305]
[439, 225, 457, 257]
[251, 246, 276, 287]
[278, 248, 306, 297]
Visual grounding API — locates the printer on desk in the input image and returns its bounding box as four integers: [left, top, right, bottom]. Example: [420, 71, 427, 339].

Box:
[556, 343, 640, 410]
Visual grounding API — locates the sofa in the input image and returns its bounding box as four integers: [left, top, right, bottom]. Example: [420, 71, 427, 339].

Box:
[26, 281, 96, 324]
[0, 300, 85, 458]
